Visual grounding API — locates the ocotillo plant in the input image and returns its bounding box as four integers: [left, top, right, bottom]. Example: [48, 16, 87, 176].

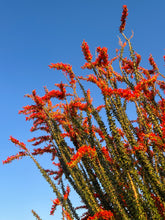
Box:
[3, 5, 165, 220]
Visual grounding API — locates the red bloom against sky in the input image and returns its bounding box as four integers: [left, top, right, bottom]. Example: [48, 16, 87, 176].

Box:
[1, 1, 165, 220]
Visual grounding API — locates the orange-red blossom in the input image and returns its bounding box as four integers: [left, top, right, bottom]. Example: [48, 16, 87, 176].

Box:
[81, 40, 93, 62]
[87, 209, 114, 220]
[67, 145, 97, 168]
[119, 5, 128, 33]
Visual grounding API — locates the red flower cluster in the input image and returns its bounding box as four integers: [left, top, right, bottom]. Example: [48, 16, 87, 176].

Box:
[49, 62, 73, 74]
[63, 185, 70, 200]
[135, 53, 141, 67]
[9, 136, 28, 151]
[101, 147, 113, 164]
[81, 40, 93, 62]
[50, 185, 70, 216]
[122, 57, 134, 75]
[95, 47, 109, 67]
[157, 80, 165, 93]
[42, 85, 67, 101]
[28, 135, 51, 146]
[49, 62, 76, 85]
[50, 198, 60, 215]
[149, 54, 158, 71]
[3, 137, 29, 164]
[82, 46, 109, 69]
[119, 5, 128, 33]
[67, 145, 97, 168]
[2, 151, 27, 164]
[87, 209, 113, 220]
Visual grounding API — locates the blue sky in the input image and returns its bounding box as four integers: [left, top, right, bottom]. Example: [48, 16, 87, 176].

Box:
[1, 0, 165, 219]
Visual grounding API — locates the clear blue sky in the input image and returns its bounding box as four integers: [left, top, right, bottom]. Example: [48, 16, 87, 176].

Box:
[1, 0, 165, 219]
